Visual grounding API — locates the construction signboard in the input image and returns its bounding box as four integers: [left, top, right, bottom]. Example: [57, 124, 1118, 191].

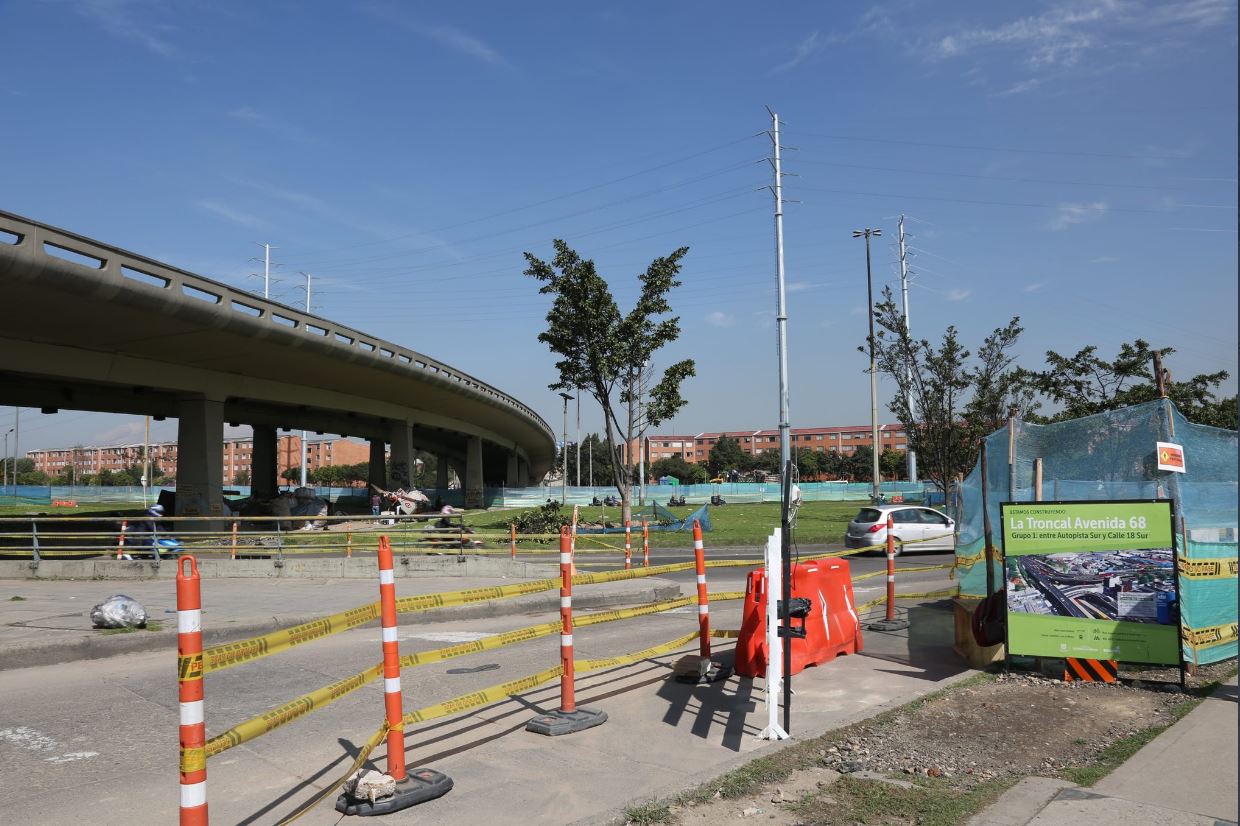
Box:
[1002, 500, 1180, 665]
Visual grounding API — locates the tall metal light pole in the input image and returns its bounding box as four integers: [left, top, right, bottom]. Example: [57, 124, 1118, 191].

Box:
[559, 392, 573, 504]
[2, 427, 12, 492]
[767, 106, 792, 478]
[575, 392, 581, 488]
[854, 228, 883, 501]
[897, 215, 917, 483]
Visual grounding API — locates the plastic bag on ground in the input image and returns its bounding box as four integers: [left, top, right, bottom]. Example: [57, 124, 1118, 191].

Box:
[90, 595, 148, 629]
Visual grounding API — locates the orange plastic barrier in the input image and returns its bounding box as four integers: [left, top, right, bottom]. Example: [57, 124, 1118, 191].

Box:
[734, 559, 863, 678]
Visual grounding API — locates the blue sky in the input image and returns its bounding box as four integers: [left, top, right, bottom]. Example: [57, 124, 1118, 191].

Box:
[2, 0, 1236, 454]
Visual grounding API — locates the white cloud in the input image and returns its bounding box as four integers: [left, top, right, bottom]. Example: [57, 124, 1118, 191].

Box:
[1049, 201, 1109, 230]
[361, 4, 510, 68]
[786, 281, 825, 293]
[769, 31, 824, 74]
[1022, 282, 1044, 293]
[946, 288, 972, 301]
[706, 311, 735, 327]
[995, 78, 1042, 96]
[197, 200, 269, 231]
[1091, 256, 1118, 263]
[74, 0, 177, 57]
[227, 106, 316, 145]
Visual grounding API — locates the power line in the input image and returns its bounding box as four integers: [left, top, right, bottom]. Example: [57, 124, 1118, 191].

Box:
[787, 130, 1196, 161]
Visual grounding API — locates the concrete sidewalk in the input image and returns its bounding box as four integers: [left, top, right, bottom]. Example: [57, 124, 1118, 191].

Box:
[0, 563, 680, 671]
[970, 677, 1239, 826]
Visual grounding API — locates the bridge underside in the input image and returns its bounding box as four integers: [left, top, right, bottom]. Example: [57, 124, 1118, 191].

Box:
[0, 210, 553, 515]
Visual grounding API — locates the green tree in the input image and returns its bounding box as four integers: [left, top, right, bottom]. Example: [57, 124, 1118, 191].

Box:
[869, 286, 1029, 492]
[880, 448, 906, 481]
[707, 435, 746, 478]
[525, 240, 696, 524]
[650, 456, 701, 484]
[795, 447, 821, 480]
[281, 467, 302, 484]
[565, 433, 614, 487]
[232, 469, 251, 486]
[846, 446, 874, 481]
[1029, 339, 1235, 428]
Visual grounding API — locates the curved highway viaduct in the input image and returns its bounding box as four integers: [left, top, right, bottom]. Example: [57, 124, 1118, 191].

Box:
[0, 209, 555, 515]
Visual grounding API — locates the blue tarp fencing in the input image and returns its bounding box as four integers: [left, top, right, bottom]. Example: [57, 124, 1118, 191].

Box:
[577, 502, 712, 533]
[954, 399, 1237, 665]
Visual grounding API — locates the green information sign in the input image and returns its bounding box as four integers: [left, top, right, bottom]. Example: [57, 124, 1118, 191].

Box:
[1002, 500, 1180, 665]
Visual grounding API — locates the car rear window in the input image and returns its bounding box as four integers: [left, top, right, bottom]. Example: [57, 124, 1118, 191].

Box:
[855, 508, 882, 523]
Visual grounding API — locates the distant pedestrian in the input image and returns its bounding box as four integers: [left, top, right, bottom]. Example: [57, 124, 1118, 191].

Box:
[370, 493, 381, 516]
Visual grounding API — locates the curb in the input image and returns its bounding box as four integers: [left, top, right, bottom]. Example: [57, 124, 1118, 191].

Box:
[0, 579, 681, 672]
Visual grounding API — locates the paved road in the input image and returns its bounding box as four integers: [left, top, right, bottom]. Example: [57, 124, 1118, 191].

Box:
[0, 560, 958, 825]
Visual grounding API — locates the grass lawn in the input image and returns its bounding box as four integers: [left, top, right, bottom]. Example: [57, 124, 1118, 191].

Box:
[464, 500, 864, 548]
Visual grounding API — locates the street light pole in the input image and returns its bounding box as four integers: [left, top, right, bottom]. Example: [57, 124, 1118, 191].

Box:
[575, 392, 581, 488]
[2, 427, 12, 492]
[854, 228, 883, 502]
[559, 392, 573, 504]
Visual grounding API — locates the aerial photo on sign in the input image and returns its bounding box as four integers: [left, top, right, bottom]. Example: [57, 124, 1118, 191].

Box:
[1007, 548, 1175, 623]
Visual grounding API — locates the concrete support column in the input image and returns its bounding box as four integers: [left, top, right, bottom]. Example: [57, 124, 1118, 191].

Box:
[251, 426, 278, 501]
[176, 396, 225, 517]
[388, 423, 414, 489]
[506, 453, 519, 487]
[368, 440, 386, 491]
[517, 458, 530, 488]
[435, 455, 449, 494]
[465, 436, 484, 509]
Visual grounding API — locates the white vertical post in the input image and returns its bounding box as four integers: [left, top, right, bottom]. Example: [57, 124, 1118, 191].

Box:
[760, 528, 788, 740]
[897, 215, 917, 483]
[767, 108, 792, 480]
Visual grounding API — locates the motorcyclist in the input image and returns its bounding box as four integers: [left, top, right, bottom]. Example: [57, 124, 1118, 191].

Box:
[128, 503, 164, 559]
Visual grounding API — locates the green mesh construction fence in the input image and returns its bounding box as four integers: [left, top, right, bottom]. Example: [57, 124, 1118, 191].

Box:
[954, 399, 1237, 664]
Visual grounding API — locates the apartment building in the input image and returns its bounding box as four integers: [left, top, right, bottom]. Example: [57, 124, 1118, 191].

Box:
[29, 435, 372, 479]
[633, 423, 908, 465]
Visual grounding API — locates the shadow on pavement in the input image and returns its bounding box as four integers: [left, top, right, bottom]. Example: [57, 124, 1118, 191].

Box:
[859, 601, 969, 682]
[656, 647, 759, 751]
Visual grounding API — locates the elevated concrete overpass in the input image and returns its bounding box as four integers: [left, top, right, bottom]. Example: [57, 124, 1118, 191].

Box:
[0, 209, 555, 515]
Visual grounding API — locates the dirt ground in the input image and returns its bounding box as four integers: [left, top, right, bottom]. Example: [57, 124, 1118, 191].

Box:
[652, 660, 1235, 826]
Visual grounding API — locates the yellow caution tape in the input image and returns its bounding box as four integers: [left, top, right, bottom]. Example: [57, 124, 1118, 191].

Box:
[394, 578, 559, 614]
[400, 622, 562, 668]
[275, 722, 390, 826]
[1178, 556, 1239, 580]
[711, 628, 741, 639]
[709, 591, 745, 602]
[576, 630, 702, 672]
[856, 587, 962, 613]
[180, 746, 206, 774]
[402, 665, 564, 726]
[205, 664, 384, 757]
[201, 601, 381, 673]
[1183, 622, 1239, 649]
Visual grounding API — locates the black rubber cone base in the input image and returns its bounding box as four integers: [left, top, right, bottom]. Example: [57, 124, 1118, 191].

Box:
[674, 656, 733, 684]
[525, 707, 607, 736]
[868, 618, 911, 632]
[335, 769, 453, 816]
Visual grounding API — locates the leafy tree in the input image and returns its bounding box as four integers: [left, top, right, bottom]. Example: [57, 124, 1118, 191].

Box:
[1028, 339, 1235, 428]
[846, 446, 875, 481]
[281, 467, 302, 484]
[650, 455, 700, 484]
[564, 433, 615, 486]
[751, 451, 782, 475]
[794, 447, 821, 480]
[880, 448, 906, 481]
[525, 240, 696, 524]
[869, 286, 1028, 492]
[232, 469, 251, 486]
[708, 435, 747, 478]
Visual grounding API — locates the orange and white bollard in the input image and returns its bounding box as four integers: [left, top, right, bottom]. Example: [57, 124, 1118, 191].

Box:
[642, 520, 650, 567]
[177, 556, 207, 825]
[675, 520, 731, 683]
[346, 533, 353, 559]
[525, 526, 607, 736]
[229, 521, 238, 561]
[115, 520, 128, 559]
[376, 535, 407, 782]
[510, 523, 517, 559]
[624, 520, 632, 570]
[868, 514, 909, 631]
[336, 534, 453, 815]
[885, 514, 896, 621]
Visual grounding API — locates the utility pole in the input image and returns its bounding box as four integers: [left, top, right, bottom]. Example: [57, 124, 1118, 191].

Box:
[299, 272, 312, 488]
[766, 107, 792, 479]
[853, 228, 883, 501]
[575, 392, 581, 488]
[251, 243, 279, 299]
[142, 415, 150, 506]
[897, 215, 917, 483]
[558, 392, 573, 504]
